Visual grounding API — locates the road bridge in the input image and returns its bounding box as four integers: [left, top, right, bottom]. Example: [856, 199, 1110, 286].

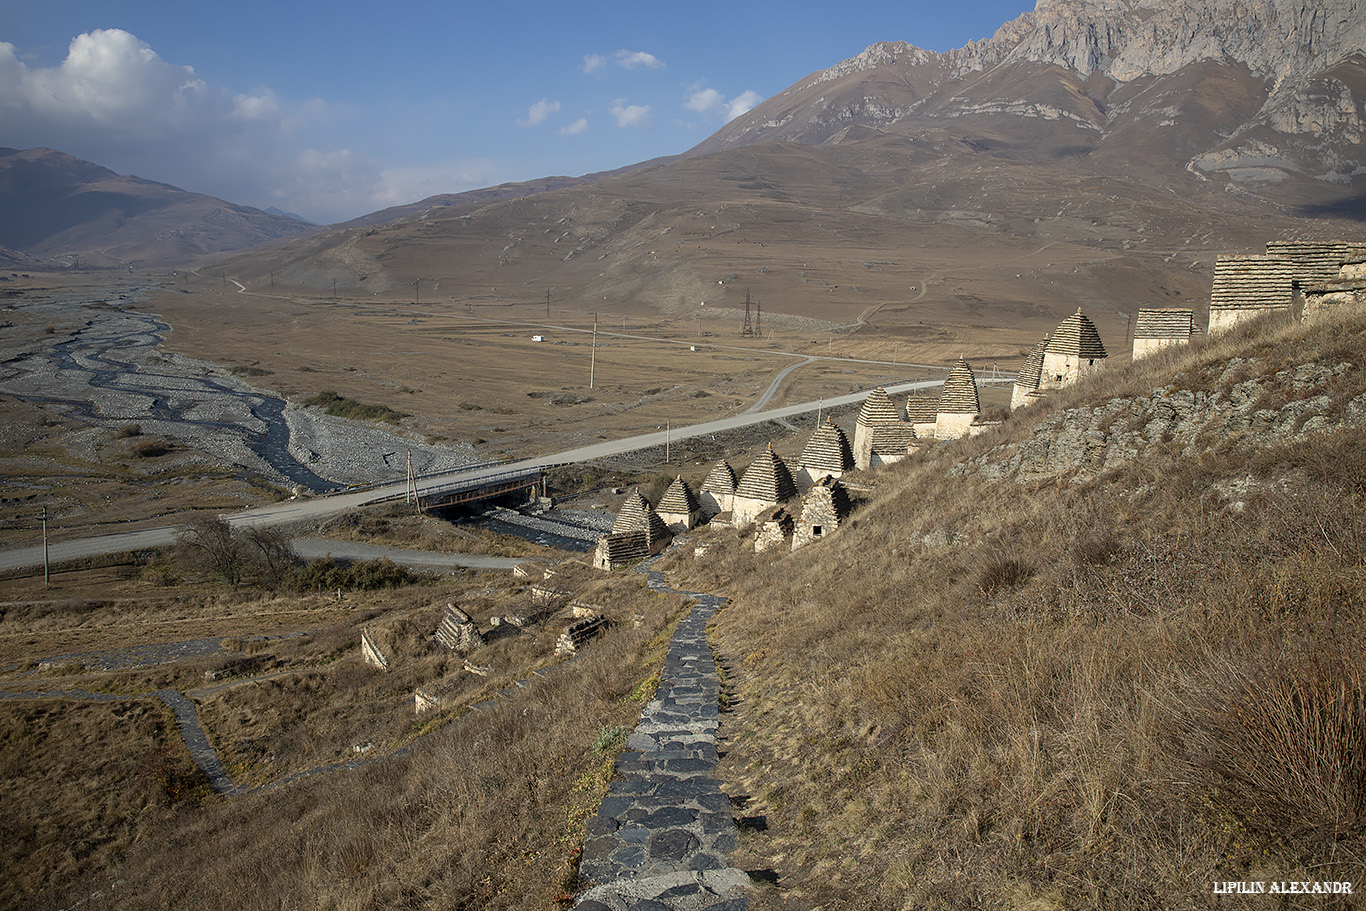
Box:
[0, 376, 1011, 573]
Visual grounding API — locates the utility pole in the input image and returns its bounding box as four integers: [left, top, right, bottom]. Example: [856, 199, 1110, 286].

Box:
[405, 450, 422, 511]
[589, 312, 598, 389]
[546, 290, 551, 321]
[665, 422, 671, 464]
[41, 507, 49, 588]
[414, 280, 421, 306]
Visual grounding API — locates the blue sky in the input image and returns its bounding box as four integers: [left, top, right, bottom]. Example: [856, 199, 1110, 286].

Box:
[1, 0, 1033, 224]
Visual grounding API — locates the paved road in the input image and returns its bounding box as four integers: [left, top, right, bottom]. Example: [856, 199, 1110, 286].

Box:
[0, 377, 1004, 572]
[742, 357, 816, 415]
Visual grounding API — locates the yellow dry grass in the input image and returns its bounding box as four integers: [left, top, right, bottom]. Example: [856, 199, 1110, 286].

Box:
[665, 311, 1366, 910]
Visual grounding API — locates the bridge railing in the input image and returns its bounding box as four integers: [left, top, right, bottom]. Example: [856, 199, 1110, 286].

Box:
[368, 463, 570, 506]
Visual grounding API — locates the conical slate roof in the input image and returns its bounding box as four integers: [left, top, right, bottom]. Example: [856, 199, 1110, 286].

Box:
[800, 419, 855, 474]
[1045, 309, 1107, 359]
[1016, 336, 1049, 390]
[1132, 309, 1194, 340]
[871, 422, 917, 454]
[656, 476, 700, 515]
[938, 358, 980, 414]
[612, 491, 670, 540]
[904, 392, 939, 423]
[856, 387, 901, 427]
[736, 445, 797, 504]
[701, 460, 737, 496]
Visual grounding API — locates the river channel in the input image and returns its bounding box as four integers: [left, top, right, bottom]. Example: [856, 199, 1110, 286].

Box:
[0, 281, 478, 492]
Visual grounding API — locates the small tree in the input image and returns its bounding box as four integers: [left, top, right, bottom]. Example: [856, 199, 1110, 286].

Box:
[177, 515, 247, 584]
[244, 525, 299, 586]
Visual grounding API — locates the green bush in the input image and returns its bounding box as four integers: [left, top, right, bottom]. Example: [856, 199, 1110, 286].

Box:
[303, 390, 408, 425]
[282, 557, 427, 592]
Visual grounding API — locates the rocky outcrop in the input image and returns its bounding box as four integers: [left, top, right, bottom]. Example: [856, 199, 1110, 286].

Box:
[954, 358, 1362, 483]
[556, 615, 609, 656]
[976, 0, 1365, 85]
[694, 0, 1364, 197]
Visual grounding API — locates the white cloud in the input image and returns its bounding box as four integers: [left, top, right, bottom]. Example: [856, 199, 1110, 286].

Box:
[685, 88, 724, 115]
[581, 54, 606, 74]
[724, 90, 763, 120]
[614, 50, 665, 71]
[559, 117, 589, 136]
[685, 87, 764, 122]
[231, 90, 280, 122]
[0, 29, 384, 223]
[518, 98, 560, 127]
[369, 159, 499, 210]
[610, 100, 652, 128]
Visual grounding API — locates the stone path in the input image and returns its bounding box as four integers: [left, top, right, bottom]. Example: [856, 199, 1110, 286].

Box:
[574, 561, 749, 911]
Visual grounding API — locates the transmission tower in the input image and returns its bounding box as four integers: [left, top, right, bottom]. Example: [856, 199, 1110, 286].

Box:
[741, 289, 755, 337]
[755, 298, 762, 337]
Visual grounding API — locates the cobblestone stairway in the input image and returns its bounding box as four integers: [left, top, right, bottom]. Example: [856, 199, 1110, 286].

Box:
[574, 563, 749, 911]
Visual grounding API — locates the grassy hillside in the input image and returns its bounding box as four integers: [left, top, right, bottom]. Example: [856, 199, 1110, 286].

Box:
[667, 312, 1366, 909]
[1, 561, 689, 911]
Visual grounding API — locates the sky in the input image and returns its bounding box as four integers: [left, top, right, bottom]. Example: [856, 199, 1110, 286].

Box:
[0, 0, 1034, 224]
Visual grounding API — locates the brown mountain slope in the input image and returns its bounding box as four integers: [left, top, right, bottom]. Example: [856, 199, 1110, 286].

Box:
[0, 148, 317, 269]
[207, 0, 1363, 368]
[212, 132, 1359, 363]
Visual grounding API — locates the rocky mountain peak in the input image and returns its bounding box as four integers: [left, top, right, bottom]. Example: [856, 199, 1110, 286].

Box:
[974, 0, 1365, 85]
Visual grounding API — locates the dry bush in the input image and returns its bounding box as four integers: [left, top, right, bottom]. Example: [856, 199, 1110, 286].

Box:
[975, 554, 1034, 598]
[1168, 645, 1366, 842]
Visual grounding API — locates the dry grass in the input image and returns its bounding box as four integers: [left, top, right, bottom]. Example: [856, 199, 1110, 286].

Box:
[665, 311, 1366, 909]
[1, 554, 689, 910]
[0, 698, 203, 904]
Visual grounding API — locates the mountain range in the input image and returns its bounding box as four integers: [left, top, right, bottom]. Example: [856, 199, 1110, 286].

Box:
[4, 0, 1364, 344]
[0, 147, 314, 269]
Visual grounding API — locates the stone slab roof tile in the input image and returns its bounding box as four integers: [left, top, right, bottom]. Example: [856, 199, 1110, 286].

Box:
[1211, 255, 1295, 311]
[701, 460, 737, 495]
[1133, 308, 1195, 340]
[938, 358, 981, 414]
[1045, 309, 1108, 359]
[656, 476, 700, 515]
[905, 392, 939, 423]
[1016, 336, 1049, 389]
[611, 491, 671, 541]
[856, 387, 902, 426]
[800, 419, 855, 473]
[736, 445, 798, 503]
[871, 422, 918, 453]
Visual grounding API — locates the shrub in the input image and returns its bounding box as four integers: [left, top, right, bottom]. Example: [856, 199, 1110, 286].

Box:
[282, 557, 426, 592]
[132, 438, 173, 458]
[976, 555, 1034, 598]
[303, 390, 408, 425]
[176, 516, 299, 586]
[1169, 647, 1366, 841]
